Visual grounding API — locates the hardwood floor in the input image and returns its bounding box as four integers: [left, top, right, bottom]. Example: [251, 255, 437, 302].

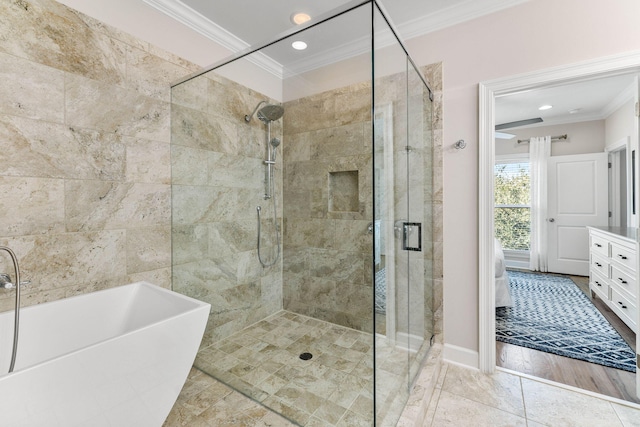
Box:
[496, 273, 639, 404]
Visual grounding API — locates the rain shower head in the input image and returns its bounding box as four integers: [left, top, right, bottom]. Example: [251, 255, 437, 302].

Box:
[245, 101, 284, 123]
[257, 104, 284, 122]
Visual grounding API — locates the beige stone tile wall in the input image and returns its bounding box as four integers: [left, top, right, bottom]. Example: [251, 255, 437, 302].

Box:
[0, 0, 198, 311]
[423, 63, 444, 342]
[281, 65, 443, 338]
[0, 0, 444, 350]
[282, 82, 374, 332]
[171, 70, 284, 347]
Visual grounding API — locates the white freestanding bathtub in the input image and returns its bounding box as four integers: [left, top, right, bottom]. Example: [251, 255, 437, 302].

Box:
[0, 282, 210, 426]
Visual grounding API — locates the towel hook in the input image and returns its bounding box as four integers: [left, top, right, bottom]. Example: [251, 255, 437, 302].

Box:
[454, 139, 466, 150]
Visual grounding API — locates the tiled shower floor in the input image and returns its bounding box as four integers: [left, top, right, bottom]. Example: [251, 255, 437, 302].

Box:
[193, 310, 411, 426]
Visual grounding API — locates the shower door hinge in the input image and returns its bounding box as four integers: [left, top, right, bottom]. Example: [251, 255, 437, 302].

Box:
[635, 101, 639, 117]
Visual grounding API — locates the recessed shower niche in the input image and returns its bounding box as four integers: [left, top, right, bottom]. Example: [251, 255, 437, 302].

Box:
[328, 170, 359, 213]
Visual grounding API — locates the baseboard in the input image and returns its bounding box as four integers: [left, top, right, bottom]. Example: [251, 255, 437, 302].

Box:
[443, 343, 479, 369]
[396, 332, 424, 353]
[504, 259, 530, 270]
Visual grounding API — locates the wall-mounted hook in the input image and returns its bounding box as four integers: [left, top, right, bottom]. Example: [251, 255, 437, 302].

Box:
[454, 139, 466, 149]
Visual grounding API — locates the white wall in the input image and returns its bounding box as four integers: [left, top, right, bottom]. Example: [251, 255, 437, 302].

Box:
[495, 121, 606, 157]
[405, 0, 640, 360]
[606, 98, 636, 148]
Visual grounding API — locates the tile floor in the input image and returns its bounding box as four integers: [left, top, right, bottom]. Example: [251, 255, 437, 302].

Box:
[165, 353, 640, 426]
[185, 310, 417, 426]
[422, 363, 640, 427]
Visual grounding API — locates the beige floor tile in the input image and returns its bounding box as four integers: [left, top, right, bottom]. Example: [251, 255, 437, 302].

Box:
[441, 363, 525, 417]
[420, 387, 441, 427]
[429, 390, 527, 427]
[611, 402, 640, 427]
[522, 378, 624, 427]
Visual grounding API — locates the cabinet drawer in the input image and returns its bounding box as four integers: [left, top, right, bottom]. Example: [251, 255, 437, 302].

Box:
[590, 253, 609, 278]
[590, 270, 609, 301]
[610, 243, 636, 272]
[590, 233, 610, 257]
[610, 286, 637, 332]
[610, 264, 638, 299]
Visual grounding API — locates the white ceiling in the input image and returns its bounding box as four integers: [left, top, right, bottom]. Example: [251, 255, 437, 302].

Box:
[140, 0, 529, 67]
[496, 74, 638, 130]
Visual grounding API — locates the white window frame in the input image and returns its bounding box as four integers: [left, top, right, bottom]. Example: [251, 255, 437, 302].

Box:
[495, 153, 531, 268]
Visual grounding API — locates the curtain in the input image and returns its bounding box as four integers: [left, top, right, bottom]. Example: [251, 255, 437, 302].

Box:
[529, 136, 551, 272]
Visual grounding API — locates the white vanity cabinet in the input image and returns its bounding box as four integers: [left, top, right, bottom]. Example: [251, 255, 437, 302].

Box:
[587, 226, 638, 333]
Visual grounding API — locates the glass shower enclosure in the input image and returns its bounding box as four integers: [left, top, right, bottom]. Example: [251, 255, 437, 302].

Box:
[170, 1, 434, 425]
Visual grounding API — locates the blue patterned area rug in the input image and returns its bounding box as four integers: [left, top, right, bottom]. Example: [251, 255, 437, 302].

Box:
[496, 270, 636, 373]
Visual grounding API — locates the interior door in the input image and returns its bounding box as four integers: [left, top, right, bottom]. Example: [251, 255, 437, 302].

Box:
[547, 152, 608, 275]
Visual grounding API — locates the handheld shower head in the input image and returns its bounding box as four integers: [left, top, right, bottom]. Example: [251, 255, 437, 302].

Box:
[270, 137, 281, 148]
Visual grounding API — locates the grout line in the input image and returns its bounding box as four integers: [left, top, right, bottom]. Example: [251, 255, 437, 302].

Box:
[497, 366, 640, 410]
[518, 375, 529, 425]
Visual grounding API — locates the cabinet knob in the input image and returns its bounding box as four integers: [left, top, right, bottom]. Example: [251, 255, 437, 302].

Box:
[595, 262, 602, 267]
[617, 301, 628, 309]
[595, 243, 602, 247]
[617, 278, 628, 284]
[616, 254, 628, 260]
[595, 281, 602, 287]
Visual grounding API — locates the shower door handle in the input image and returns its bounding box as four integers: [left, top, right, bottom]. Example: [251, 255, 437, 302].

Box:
[402, 222, 422, 252]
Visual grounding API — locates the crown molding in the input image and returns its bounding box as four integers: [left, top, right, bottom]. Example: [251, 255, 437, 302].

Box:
[601, 81, 636, 118]
[142, 0, 283, 77]
[144, 0, 529, 78]
[398, 0, 530, 40]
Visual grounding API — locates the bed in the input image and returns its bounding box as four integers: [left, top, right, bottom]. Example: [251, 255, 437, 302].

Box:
[495, 238, 513, 307]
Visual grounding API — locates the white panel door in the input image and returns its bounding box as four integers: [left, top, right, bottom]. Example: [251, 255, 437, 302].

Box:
[547, 152, 608, 275]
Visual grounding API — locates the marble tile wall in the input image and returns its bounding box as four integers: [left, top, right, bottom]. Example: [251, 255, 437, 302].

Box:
[281, 64, 443, 338]
[171, 69, 284, 347]
[423, 63, 444, 342]
[0, 0, 199, 312]
[282, 82, 374, 332]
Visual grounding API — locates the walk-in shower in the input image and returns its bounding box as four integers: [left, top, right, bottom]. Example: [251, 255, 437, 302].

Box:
[170, 1, 436, 425]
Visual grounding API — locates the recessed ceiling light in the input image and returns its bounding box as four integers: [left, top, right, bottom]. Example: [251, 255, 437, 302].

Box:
[538, 104, 553, 111]
[292, 41, 307, 50]
[291, 12, 311, 25]
[495, 131, 516, 140]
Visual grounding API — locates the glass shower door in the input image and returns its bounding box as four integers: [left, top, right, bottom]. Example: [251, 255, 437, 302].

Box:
[407, 59, 433, 382]
[372, 6, 433, 424]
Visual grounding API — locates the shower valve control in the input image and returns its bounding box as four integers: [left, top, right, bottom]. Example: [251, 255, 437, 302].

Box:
[0, 273, 30, 289]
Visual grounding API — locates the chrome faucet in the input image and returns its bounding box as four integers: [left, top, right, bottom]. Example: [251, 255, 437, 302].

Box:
[0, 272, 29, 289]
[1, 273, 15, 289]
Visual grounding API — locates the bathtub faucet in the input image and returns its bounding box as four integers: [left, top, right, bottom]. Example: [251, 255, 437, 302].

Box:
[0, 273, 13, 288]
[0, 272, 29, 289]
[0, 246, 24, 373]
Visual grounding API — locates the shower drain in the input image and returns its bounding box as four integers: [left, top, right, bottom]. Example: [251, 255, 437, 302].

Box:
[299, 352, 313, 361]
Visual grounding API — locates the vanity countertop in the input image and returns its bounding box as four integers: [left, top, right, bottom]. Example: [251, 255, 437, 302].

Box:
[587, 226, 638, 243]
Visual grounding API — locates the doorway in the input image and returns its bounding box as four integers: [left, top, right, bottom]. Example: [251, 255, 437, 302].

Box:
[479, 51, 640, 401]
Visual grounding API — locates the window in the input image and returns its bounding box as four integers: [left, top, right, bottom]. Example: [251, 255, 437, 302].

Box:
[495, 159, 530, 251]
